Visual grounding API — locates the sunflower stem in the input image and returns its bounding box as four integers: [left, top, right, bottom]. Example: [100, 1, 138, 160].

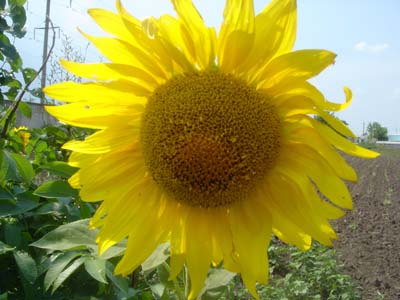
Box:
[184, 266, 189, 299]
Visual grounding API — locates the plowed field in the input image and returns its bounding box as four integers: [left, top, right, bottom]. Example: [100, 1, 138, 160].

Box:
[333, 146, 400, 300]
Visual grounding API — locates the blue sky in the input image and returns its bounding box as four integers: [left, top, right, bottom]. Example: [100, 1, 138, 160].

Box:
[19, 0, 400, 135]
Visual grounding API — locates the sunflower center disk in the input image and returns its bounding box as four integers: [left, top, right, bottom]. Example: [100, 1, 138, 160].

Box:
[141, 71, 281, 208]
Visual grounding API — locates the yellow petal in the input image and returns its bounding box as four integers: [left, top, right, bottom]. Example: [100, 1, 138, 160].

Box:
[157, 15, 196, 68]
[79, 30, 168, 80]
[229, 200, 271, 298]
[275, 169, 341, 244]
[280, 144, 353, 209]
[311, 117, 380, 158]
[114, 220, 168, 276]
[60, 60, 159, 89]
[268, 81, 352, 112]
[185, 207, 213, 300]
[44, 81, 149, 103]
[257, 49, 336, 89]
[68, 151, 96, 168]
[241, 0, 296, 76]
[45, 103, 141, 129]
[210, 209, 232, 267]
[171, 0, 216, 69]
[63, 127, 139, 154]
[169, 254, 185, 280]
[99, 183, 163, 255]
[75, 149, 146, 202]
[88, 8, 133, 42]
[278, 96, 356, 138]
[169, 204, 189, 279]
[283, 124, 357, 182]
[144, 16, 194, 74]
[265, 173, 337, 246]
[218, 0, 255, 73]
[285, 115, 380, 158]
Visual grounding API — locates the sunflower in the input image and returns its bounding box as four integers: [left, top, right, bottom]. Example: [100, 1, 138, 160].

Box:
[12, 126, 31, 151]
[44, 0, 378, 298]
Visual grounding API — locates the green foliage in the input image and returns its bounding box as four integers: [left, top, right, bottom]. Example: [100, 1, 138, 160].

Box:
[0, 0, 29, 104]
[263, 240, 361, 300]
[0, 125, 99, 299]
[366, 121, 388, 141]
[218, 239, 361, 300]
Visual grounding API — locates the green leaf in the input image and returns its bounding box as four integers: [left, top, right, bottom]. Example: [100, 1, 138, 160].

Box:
[0, 292, 7, 300]
[9, 5, 27, 37]
[142, 243, 169, 272]
[51, 256, 86, 293]
[6, 78, 21, 89]
[22, 67, 36, 84]
[4, 222, 21, 247]
[150, 283, 166, 299]
[10, 153, 34, 184]
[105, 261, 129, 293]
[13, 250, 38, 284]
[44, 251, 81, 291]
[8, 54, 22, 72]
[0, 186, 15, 203]
[0, 17, 9, 32]
[33, 180, 78, 198]
[31, 219, 97, 251]
[41, 161, 78, 178]
[0, 192, 38, 217]
[100, 239, 126, 260]
[0, 149, 18, 183]
[17, 101, 32, 119]
[0, 34, 22, 71]
[79, 201, 92, 219]
[34, 201, 66, 216]
[8, 0, 26, 6]
[84, 257, 107, 284]
[199, 269, 236, 300]
[0, 241, 15, 255]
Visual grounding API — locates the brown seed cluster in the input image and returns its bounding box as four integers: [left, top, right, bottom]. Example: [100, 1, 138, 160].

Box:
[140, 71, 280, 208]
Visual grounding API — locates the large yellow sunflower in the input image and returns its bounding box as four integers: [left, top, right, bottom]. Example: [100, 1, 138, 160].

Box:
[44, 0, 378, 298]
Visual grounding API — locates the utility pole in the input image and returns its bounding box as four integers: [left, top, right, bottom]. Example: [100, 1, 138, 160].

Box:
[41, 0, 51, 90]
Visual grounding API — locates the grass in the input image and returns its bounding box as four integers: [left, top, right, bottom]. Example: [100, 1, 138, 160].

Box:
[222, 238, 362, 300]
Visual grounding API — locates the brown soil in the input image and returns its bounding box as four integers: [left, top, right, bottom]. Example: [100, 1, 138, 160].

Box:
[333, 146, 400, 300]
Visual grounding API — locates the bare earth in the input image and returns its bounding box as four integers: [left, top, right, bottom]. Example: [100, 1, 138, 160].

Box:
[333, 147, 400, 300]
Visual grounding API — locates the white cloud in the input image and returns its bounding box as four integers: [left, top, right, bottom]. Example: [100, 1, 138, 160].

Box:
[354, 41, 390, 53]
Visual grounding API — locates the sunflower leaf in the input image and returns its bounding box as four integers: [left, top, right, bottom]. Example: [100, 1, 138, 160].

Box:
[33, 180, 78, 199]
[9, 153, 34, 184]
[30, 219, 97, 251]
[13, 250, 38, 284]
[0, 191, 38, 217]
[84, 257, 107, 284]
[43, 251, 82, 292]
[40, 161, 78, 178]
[199, 268, 236, 300]
[142, 243, 169, 272]
[0, 241, 15, 255]
[51, 256, 86, 293]
[105, 261, 129, 294]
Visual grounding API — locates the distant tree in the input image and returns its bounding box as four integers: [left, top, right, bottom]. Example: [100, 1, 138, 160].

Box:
[367, 122, 388, 141]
